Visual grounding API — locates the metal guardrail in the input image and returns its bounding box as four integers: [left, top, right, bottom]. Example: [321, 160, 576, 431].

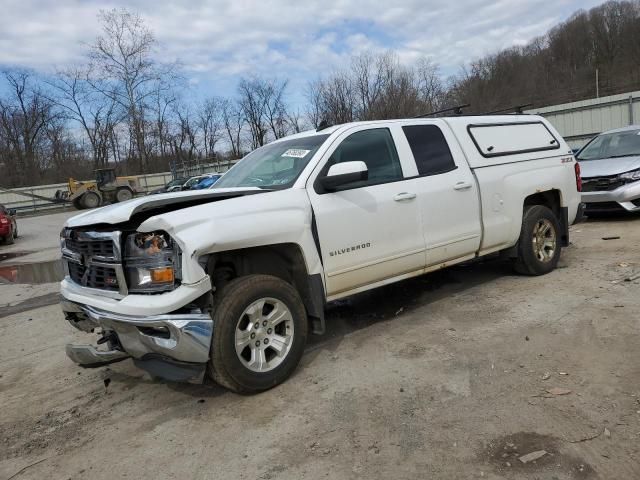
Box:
[0, 160, 238, 215]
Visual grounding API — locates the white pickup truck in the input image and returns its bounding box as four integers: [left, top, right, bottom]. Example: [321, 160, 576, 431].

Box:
[61, 115, 583, 393]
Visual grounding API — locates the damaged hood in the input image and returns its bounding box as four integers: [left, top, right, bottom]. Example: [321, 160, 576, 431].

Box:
[64, 187, 266, 228]
[578, 155, 640, 178]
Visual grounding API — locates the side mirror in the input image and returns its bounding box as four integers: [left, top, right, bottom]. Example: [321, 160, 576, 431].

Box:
[8, 209, 16, 216]
[320, 161, 368, 191]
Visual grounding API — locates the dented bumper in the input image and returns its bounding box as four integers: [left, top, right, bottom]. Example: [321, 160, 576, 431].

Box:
[62, 300, 213, 383]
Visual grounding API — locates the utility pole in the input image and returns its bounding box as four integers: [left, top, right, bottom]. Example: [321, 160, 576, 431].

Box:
[595, 68, 599, 98]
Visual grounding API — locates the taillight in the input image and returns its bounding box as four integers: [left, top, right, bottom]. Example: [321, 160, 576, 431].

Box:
[574, 162, 582, 192]
[0, 217, 8, 224]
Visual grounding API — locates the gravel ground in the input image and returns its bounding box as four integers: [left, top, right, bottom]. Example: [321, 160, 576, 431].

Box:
[0, 213, 639, 480]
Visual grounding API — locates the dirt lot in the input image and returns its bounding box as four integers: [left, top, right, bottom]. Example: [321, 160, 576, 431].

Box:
[1, 212, 639, 480]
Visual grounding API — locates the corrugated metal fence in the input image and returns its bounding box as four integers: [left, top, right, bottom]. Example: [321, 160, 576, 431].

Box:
[0, 161, 236, 215]
[526, 90, 640, 149]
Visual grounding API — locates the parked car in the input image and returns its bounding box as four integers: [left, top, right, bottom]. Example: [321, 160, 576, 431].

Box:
[0, 205, 18, 245]
[193, 174, 222, 189]
[149, 177, 189, 195]
[180, 174, 213, 191]
[576, 126, 640, 212]
[60, 115, 582, 393]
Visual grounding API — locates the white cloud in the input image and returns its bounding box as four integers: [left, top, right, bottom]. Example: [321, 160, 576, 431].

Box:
[0, 0, 606, 95]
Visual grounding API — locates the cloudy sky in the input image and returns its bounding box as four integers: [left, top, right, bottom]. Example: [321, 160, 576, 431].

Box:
[0, 0, 605, 101]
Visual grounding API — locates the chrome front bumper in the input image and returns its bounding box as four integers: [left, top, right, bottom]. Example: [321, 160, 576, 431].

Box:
[581, 180, 640, 211]
[62, 300, 213, 382]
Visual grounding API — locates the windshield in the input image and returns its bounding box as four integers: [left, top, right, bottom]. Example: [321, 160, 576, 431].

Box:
[214, 134, 330, 189]
[577, 129, 640, 160]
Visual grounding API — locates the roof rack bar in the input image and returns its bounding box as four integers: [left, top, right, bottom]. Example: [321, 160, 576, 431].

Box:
[413, 104, 470, 118]
[482, 103, 533, 115]
[316, 120, 333, 131]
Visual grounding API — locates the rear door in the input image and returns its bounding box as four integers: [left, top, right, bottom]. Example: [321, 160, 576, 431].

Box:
[398, 123, 482, 265]
[307, 126, 426, 298]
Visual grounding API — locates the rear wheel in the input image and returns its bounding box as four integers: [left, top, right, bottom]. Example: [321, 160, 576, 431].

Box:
[513, 205, 561, 275]
[208, 274, 308, 394]
[115, 187, 133, 203]
[81, 191, 101, 209]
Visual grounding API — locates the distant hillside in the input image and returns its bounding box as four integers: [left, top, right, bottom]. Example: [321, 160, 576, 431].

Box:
[448, 0, 640, 112]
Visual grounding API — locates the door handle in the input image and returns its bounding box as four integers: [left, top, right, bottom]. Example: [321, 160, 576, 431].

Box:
[453, 182, 472, 191]
[394, 192, 416, 201]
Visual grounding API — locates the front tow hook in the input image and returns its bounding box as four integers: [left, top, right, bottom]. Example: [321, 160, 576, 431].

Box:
[65, 344, 130, 368]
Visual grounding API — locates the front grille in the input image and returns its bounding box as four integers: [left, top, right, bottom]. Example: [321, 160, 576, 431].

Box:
[68, 262, 120, 291]
[581, 176, 626, 192]
[64, 238, 115, 258]
[62, 229, 124, 295]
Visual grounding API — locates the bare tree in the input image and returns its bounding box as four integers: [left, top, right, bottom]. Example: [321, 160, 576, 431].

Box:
[0, 70, 56, 185]
[49, 67, 122, 168]
[88, 9, 176, 173]
[260, 78, 289, 139]
[415, 58, 444, 112]
[198, 97, 223, 160]
[287, 108, 305, 133]
[221, 98, 244, 158]
[170, 105, 198, 162]
[305, 79, 324, 128]
[237, 77, 268, 149]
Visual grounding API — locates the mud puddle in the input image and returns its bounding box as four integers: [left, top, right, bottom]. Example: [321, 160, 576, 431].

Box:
[0, 251, 29, 262]
[0, 260, 63, 284]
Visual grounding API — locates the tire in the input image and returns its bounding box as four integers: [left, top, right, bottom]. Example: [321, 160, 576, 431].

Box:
[208, 274, 308, 394]
[513, 205, 561, 275]
[5, 229, 14, 245]
[72, 198, 84, 210]
[81, 191, 101, 209]
[13, 225, 18, 238]
[115, 187, 134, 203]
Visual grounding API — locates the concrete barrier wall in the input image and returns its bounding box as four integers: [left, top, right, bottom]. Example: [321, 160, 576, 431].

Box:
[0, 161, 236, 214]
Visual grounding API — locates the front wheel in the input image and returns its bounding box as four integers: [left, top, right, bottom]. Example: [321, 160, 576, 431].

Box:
[513, 205, 561, 275]
[209, 274, 308, 394]
[81, 191, 101, 209]
[115, 187, 133, 202]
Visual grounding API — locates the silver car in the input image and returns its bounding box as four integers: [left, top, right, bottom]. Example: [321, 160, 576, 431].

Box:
[577, 126, 640, 213]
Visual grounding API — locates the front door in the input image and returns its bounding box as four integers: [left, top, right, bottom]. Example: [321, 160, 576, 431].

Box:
[308, 127, 426, 298]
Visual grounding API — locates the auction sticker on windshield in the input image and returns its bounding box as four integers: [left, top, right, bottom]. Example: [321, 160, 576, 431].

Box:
[282, 149, 311, 158]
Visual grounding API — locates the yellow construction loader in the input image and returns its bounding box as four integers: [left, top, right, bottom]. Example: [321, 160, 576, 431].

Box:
[56, 168, 142, 209]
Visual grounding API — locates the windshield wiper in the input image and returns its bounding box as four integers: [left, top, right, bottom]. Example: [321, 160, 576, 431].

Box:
[607, 154, 640, 159]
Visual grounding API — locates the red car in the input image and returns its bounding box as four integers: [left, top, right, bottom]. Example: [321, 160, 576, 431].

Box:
[0, 205, 18, 245]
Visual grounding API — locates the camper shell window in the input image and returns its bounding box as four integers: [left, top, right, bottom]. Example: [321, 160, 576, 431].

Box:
[467, 121, 560, 158]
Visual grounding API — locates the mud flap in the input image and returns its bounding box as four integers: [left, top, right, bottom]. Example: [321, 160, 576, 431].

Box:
[560, 206, 570, 247]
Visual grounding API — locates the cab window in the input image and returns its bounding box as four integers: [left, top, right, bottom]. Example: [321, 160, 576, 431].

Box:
[402, 125, 457, 176]
[323, 128, 403, 189]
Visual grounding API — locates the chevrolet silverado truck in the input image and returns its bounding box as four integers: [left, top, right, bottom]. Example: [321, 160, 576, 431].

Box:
[61, 115, 583, 393]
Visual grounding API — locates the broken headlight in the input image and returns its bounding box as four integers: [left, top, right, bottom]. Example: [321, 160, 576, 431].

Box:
[124, 232, 181, 293]
[619, 169, 640, 182]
